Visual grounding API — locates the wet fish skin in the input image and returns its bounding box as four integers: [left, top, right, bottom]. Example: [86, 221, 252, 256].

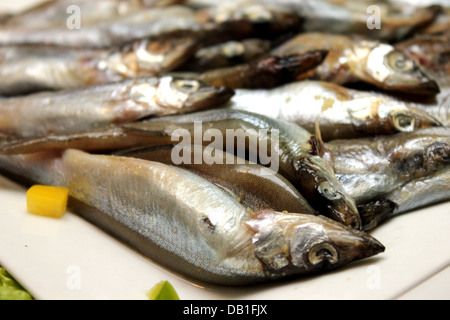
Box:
[327, 127, 450, 204]
[2, 0, 187, 30]
[0, 149, 384, 285]
[358, 167, 450, 230]
[141, 109, 361, 229]
[384, 167, 450, 215]
[267, 0, 441, 41]
[194, 1, 302, 42]
[230, 80, 442, 141]
[197, 50, 328, 89]
[0, 76, 234, 137]
[116, 144, 317, 215]
[181, 38, 272, 72]
[272, 32, 441, 95]
[0, 37, 199, 96]
[0, 109, 361, 229]
[0, 6, 204, 48]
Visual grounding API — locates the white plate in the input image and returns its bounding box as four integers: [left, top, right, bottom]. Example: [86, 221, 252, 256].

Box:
[1, 173, 449, 300]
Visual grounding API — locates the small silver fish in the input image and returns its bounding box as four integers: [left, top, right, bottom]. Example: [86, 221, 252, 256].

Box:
[0, 109, 361, 229]
[0, 76, 234, 137]
[327, 127, 450, 212]
[195, 51, 328, 89]
[116, 144, 317, 215]
[194, 0, 302, 42]
[272, 32, 441, 95]
[229, 80, 442, 141]
[0, 6, 203, 48]
[0, 37, 199, 96]
[0, 149, 384, 286]
[2, 0, 186, 30]
[267, 0, 441, 41]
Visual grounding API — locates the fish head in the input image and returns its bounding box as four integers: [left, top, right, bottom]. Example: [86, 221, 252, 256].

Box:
[383, 103, 443, 133]
[104, 38, 198, 77]
[294, 155, 362, 229]
[246, 210, 384, 276]
[363, 43, 440, 95]
[130, 76, 235, 112]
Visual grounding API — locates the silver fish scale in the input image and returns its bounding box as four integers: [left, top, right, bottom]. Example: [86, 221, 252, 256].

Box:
[62, 149, 262, 281]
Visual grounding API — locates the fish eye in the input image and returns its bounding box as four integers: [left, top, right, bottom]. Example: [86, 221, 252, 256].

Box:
[318, 182, 342, 201]
[173, 79, 201, 93]
[308, 242, 338, 266]
[387, 50, 415, 73]
[393, 113, 415, 132]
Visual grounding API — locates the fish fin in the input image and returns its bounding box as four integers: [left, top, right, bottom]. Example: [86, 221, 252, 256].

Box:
[308, 117, 326, 157]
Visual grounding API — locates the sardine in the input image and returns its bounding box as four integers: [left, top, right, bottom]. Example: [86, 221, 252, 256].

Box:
[0, 109, 362, 229]
[0, 149, 384, 286]
[271, 32, 440, 95]
[195, 51, 328, 89]
[0, 37, 199, 96]
[0, 6, 204, 48]
[0, 76, 234, 137]
[180, 38, 272, 72]
[326, 127, 450, 229]
[396, 32, 450, 88]
[229, 80, 442, 141]
[116, 144, 317, 215]
[2, 0, 186, 30]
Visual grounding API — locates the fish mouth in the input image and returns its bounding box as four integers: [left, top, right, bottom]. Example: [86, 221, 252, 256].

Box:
[386, 77, 441, 96]
[418, 113, 444, 129]
[186, 85, 235, 110]
[413, 78, 441, 95]
[356, 231, 386, 258]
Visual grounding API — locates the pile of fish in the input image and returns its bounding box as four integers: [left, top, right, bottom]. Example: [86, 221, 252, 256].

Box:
[0, 0, 449, 287]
